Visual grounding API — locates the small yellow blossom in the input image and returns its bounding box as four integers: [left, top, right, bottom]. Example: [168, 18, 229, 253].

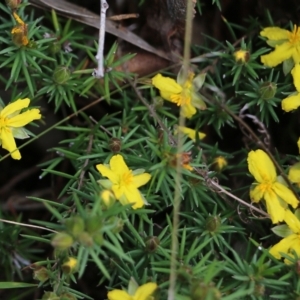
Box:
[107, 282, 157, 300]
[234, 49, 249, 63]
[281, 64, 300, 112]
[11, 12, 28, 46]
[152, 71, 206, 119]
[288, 162, 300, 187]
[0, 98, 41, 159]
[176, 126, 206, 142]
[61, 257, 77, 274]
[270, 210, 300, 263]
[101, 189, 116, 208]
[213, 156, 227, 171]
[96, 155, 151, 209]
[247, 149, 299, 223]
[260, 25, 300, 67]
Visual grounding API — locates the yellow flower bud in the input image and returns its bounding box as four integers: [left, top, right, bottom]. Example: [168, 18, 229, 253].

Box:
[213, 156, 227, 172]
[233, 49, 250, 63]
[61, 257, 78, 274]
[101, 190, 116, 208]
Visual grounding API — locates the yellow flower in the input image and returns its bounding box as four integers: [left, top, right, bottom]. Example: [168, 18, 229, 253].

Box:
[61, 257, 77, 274]
[213, 156, 227, 171]
[288, 162, 300, 187]
[233, 49, 249, 63]
[270, 210, 300, 263]
[152, 71, 206, 119]
[96, 155, 151, 209]
[107, 282, 157, 300]
[11, 12, 28, 46]
[176, 126, 206, 142]
[247, 149, 299, 223]
[0, 98, 41, 160]
[282, 64, 300, 112]
[260, 25, 300, 67]
[260, 26, 300, 112]
[101, 189, 116, 208]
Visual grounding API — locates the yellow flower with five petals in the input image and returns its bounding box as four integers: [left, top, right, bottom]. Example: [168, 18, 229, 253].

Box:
[247, 149, 299, 223]
[152, 70, 206, 119]
[96, 155, 151, 209]
[0, 98, 41, 160]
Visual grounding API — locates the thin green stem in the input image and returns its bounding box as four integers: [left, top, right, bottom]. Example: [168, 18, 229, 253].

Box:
[168, 1, 194, 299]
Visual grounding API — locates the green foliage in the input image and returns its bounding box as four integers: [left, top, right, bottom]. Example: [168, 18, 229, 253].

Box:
[2, 1, 300, 300]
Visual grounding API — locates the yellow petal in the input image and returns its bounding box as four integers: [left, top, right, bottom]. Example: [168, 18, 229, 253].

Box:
[107, 290, 131, 300]
[298, 137, 300, 153]
[135, 282, 157, 299]
[124, 185, 145, 209]
[281, 92, 300, 112]
[181, 103, 197, 119]
[1, 127, 21, 159]
[177, 126, 206, 141]
[269, 234, 298, 259]
[7, 109, 41, 127]
[260, 42, 294, 67]
[273, 182, 299, 208]
[110, 154, 129, 176]
[0, 98, 30, 117]
[152, 74, 182, 101]
[264, 189, 286, 223]
[112, 184, 125, 200]
[260, 27, 290, 40]
[96, 164, 118, 184]
[284, 210, 300, 233]
[132, 173, 151, 188]
[291, 64, 300, 92]
[288, 162, 300, 183]
[250, 184, 264, 203]
[247, 149, 276, 183]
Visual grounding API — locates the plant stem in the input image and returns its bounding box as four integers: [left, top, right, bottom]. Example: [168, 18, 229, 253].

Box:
[168, 1, 194, 299]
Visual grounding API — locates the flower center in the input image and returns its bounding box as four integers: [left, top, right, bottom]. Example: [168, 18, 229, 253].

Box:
[170, 73, 194, 106]
[288, 25, 300, 45]
[0, 115, 8, 128]
[120, 170, 133, 186]
[258, 181, 273, 193]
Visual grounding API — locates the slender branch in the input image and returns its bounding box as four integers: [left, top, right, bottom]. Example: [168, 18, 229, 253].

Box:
[93, 0, 109, 78]
[0, 218, 58, 233]
[168, 1, 194, 299]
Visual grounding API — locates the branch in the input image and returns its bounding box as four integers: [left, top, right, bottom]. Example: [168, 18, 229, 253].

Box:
[93, 0, 109, 78]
